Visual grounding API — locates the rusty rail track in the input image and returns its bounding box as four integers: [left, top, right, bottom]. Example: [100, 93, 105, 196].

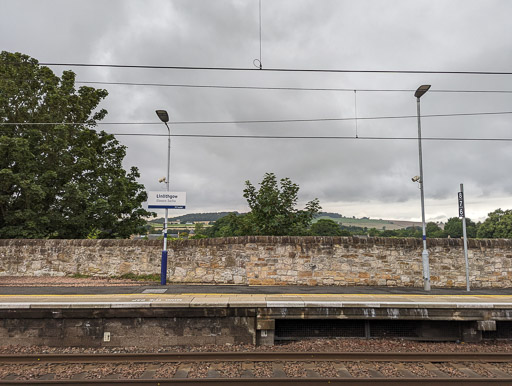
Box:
[1, 352, 511, 384]
[2, 378, 511, 386]
[1, 379, 512, 385]
[1, 351, 512, 363]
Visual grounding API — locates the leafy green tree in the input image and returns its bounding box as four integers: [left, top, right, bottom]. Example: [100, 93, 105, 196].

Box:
[204, 212, 256, 237]
[243, 173, 321, 236]
[477, 209, 512, 239]
[381, 229, 398, 237]
[368, 228, 380, 237]
[396, 226, 422, 238]
[426, 222, 446, 238]
[444, 217, 477, 238]
[0, 51, 153, 238]
[190, 222, 208, 239]
[193, 222, 205, 236]
[310, 219, 342, 236]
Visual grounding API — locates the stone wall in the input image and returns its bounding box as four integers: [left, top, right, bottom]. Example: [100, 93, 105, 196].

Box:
[1, 237, 512, 288]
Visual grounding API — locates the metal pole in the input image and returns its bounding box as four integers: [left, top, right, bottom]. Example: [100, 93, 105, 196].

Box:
[160, 122, 171, 285]
[417, 97, 430, 291]
[460, 183, 470, 292]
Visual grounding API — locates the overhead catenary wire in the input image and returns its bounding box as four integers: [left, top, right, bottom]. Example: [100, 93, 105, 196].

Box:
[102, 133, 512, 142]
[3, 110, 512, 126]
[4, 77, 512, 93]
[37, 62, 512, 76]
[74, 80, 512, 94]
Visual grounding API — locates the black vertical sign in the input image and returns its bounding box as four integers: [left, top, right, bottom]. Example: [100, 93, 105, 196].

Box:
[458, 192, 465, 218]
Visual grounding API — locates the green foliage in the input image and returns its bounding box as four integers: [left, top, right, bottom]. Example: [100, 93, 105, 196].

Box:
[190, 233, 208, 239]
[365, 226, 422, 238]
[444, 217, 477, 238]
[0, 51, 153, 238]
[204, 212, 255, 237]
[339, 229, 352, 236]
[426, 222, 445, 238]
[190, 222, 209, 239]
[477, 209, 512, 239]
[243, 173, 321, 236]
[310, 219, 343, 236]
[193, 222, 205, 235]
[86, 228, 102, 239]
[368, 228, 380, 237]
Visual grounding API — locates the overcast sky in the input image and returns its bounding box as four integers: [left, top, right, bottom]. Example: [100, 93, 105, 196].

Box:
[2, 0, 512, 222]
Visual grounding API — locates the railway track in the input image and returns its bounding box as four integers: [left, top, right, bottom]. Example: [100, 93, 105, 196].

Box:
[1, 351, 512, 363]
[1, 352, 511, 384]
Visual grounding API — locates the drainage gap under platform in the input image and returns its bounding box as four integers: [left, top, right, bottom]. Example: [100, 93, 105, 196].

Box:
[275, 319, 463, 341]
[275, 319, 366, 340]
[483, 321, 512, 340]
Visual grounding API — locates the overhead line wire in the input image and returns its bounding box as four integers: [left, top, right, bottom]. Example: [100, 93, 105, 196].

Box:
[75, 80, 512, 94]
[4, 78, 512, 93]
[3, 110, 512, 126]
[103, 133, 512, 142]
[38, 62, 512, 75]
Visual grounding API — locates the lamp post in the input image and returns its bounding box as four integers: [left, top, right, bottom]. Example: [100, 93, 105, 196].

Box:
[414, 85, 431, 291]
[156, 109, 171, 285]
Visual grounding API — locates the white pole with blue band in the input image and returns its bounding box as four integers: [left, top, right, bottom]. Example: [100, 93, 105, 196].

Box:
[148, 191, 187, 285]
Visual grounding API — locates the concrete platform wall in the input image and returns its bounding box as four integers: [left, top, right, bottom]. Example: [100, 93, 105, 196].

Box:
[0, 308, 256, 347]
[1, 237, 512, 288]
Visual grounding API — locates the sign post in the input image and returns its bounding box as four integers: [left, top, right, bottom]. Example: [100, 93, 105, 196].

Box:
[458, 184, 470, 292]
[148, 191, 186, 285]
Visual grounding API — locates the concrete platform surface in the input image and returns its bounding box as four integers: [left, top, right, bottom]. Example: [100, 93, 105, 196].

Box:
[2, 291, 512, 310]
[3, 286, 512, 346]
[1, 284, 512, 296]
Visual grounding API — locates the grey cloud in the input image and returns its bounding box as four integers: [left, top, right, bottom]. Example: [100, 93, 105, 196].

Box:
[2, 0, 512, 221]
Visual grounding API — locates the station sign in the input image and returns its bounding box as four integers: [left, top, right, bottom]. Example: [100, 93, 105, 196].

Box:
[148, 191, 186, 209]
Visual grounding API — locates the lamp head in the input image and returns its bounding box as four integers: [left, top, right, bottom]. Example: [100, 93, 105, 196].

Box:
[411, 176, 420, 182]
[155, 110, 169, 123]
[414, 85, 431, 99]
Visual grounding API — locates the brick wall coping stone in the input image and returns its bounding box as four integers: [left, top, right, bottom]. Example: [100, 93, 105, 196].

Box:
[1, 236, 511, 248]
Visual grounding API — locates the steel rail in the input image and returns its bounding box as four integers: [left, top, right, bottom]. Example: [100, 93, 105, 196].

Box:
[1, 351, 512, 364]
[0, 378, 511, 385]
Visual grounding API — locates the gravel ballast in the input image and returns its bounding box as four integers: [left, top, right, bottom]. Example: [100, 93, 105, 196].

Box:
[2, 338, 512, 381]
[2, 338, 512, 355]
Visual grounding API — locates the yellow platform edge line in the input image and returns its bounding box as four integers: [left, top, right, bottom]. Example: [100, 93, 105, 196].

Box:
[0, 293, 511, 298]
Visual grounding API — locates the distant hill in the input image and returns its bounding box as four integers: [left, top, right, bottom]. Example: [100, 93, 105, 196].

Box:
[316, 212, 343, 219]
[149, 212, 239, 224]
[313, 213, 421, 231]
[148, 211, 421, 231]
[389, 220, 425, 229]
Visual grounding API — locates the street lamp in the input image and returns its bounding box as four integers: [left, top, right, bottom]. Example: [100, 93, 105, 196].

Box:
[414, 85, 431, 291]
[156, 109, 171, 285]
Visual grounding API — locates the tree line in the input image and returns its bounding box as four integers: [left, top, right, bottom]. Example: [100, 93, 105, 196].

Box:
[195, 210, 512, 240]
[191, 173, 512, 240]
